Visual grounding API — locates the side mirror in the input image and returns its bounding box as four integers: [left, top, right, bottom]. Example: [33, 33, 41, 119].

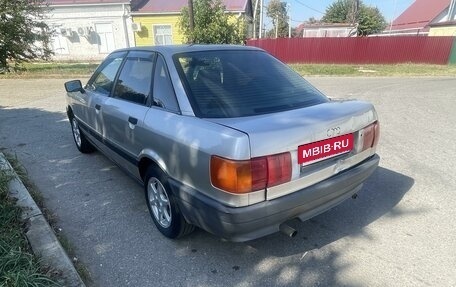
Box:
[64, 80, 85, 93]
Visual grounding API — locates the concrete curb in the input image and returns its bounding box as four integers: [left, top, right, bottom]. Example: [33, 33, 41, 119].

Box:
[0, 152, 85, 287]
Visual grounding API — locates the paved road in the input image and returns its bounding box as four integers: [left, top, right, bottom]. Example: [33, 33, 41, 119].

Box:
[1, 77, 455, 287]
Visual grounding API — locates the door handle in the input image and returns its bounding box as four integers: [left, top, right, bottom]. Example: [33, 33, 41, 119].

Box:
[128, 117, 138, 125]
[95, 104, 101, 110]
[128, 117, 138, 129]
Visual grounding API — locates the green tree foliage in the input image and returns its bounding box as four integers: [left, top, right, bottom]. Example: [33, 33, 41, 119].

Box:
[322, 0, 350, 24]
[322, 0, 387, 36]
[266, 0, 289, 38]
[179, 0, 245, 44]
[358, 5, 387, 36]
[0, 0, 53, 72]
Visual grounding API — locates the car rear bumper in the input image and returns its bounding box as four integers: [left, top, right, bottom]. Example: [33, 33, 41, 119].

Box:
[169, 154, 380, 242]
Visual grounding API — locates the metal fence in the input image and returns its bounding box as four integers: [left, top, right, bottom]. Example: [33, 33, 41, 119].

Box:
[247, 36, 456, 65]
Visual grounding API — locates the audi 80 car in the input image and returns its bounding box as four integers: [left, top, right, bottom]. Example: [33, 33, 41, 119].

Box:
[64, 45, 380, 242]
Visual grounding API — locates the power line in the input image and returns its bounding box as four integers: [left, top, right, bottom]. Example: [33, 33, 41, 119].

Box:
[292, 0, 324, 14]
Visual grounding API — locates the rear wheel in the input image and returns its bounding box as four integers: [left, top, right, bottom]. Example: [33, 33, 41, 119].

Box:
[144, 166, 194, 239]
[70, 117, 95, 153]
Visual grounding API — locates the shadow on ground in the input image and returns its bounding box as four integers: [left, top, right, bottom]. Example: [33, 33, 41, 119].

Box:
[0, 105, 415, 287]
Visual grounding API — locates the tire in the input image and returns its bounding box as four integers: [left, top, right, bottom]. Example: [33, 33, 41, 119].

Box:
[144, 166, 194, 239]
[70, 117, 95, 153]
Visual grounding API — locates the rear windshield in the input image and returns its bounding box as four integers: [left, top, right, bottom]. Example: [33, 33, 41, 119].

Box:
[173, 50, 328, 118]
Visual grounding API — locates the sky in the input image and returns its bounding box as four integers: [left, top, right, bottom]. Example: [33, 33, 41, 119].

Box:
[259, 0, 416, 28]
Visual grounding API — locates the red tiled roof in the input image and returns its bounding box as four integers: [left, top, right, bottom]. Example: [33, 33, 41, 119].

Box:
[133, 0, 249, 14]
[47, 0, 129, 5]
[390, 0, 451, 31]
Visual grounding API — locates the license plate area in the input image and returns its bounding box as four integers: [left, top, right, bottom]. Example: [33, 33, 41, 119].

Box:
[298, 133, 354, 166]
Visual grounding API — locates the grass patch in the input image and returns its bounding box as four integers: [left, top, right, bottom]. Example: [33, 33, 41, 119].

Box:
[4, 153, 92, 285]
[0, 160, 58, 286]
[0, 62, 99, 79]
[290, 63, 456, 77]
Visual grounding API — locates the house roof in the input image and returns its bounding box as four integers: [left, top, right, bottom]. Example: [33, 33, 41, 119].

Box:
[132, 0, 250, 14]
[390, 0, 451, 31]
[46, 0, 129, 5]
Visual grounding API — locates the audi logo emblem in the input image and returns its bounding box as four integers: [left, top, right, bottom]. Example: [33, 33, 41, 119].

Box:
[327, 127, 341, 137]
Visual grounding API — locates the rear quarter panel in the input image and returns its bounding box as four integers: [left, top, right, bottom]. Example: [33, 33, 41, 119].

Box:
[138, 108, 256, 207]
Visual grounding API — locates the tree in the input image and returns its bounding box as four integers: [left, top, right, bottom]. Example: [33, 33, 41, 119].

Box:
[358, 5, 387, 36]
[321, 0, 386, 36]
[179, 0, 245, 44]
[266, 0, 289, 38]
[0, 0, 53, 73]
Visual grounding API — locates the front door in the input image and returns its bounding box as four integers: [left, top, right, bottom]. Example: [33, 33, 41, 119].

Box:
[83, 52, 126, 140]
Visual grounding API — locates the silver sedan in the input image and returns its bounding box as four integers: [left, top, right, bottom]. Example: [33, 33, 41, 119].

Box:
[64, 45, 379, 242]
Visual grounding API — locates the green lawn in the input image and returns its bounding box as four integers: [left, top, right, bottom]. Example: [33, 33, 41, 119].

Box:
[0, 157, 58, 287]
[0, 62, 100, 79]
[290, 63, 456, 77]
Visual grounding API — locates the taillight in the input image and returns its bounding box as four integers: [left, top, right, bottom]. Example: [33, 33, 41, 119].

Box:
[361, 121, 380, 151]
[266, 153, 292, 187]
[210, 152, 291, 194]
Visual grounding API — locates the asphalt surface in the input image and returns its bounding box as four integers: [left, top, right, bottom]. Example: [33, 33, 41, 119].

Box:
[0, 77, 455, 287]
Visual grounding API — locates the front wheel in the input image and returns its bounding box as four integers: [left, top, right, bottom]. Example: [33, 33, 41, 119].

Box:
[70, 117, 95, 153]
[144, 166, 194, 239]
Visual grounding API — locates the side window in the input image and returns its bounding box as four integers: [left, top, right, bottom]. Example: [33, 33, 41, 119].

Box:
[113, 56, 154, 105]
[153, 55, 179, 112]
[90, 53, 125, 96]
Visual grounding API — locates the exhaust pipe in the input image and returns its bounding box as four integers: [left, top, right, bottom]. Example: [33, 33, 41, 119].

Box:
[279, 223, 297, 238]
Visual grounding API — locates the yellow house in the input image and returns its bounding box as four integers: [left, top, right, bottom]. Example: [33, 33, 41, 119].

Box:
[429, 22, 456, 36]
[131, 0, 252, 46]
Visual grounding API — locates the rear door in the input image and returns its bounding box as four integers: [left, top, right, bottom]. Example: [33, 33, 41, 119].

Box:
[101, 51, 155, 179]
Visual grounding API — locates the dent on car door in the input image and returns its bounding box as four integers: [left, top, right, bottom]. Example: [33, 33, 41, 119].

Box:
[101, 51, 156, 178]
[83, 52, 126, 139]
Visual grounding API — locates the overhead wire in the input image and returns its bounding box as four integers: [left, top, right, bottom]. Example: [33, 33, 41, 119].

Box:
[292, 0, 325, 14]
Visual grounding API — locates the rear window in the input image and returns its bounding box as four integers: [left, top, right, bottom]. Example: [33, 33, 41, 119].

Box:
[173, 50, 328, 118]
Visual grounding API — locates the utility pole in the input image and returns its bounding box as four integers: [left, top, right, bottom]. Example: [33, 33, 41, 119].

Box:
[353, 0, 360, 24]
[287, 3, 291, 38]
[188, 0, 195, 42]
[275, 14, 279, 38]
[259, 0, 264, 38]
[390, 0, 397, 31]
[253, 0, 259, 38]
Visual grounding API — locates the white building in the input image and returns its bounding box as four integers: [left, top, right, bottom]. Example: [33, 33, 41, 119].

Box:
[297, 23, 358, 38]
[45, 0, 135, 61]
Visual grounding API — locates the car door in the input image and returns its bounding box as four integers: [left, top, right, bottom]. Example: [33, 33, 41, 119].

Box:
[101, 51, 156, 179]
[82, 51, 126, 140]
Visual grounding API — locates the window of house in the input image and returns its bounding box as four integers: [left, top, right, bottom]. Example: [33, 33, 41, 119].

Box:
[113, 53, 155, 105]
[152, 55, 179, 112]
[51, 35, 69, 55]
[153, 25, 172, 45]
[95, 23, 115, 54]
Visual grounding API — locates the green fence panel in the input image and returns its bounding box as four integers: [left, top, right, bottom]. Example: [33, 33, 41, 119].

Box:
[449, 37, 456, 65]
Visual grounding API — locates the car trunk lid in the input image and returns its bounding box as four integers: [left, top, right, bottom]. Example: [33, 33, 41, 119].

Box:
[208, 100, 378, 200]
[208, 100, 376, 158]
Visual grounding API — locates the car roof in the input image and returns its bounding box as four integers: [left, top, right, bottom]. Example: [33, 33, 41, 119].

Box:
[113, 44, 264, 57]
